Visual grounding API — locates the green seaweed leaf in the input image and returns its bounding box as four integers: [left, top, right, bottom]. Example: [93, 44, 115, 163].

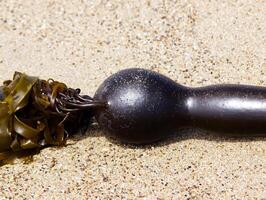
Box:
[0, 73, 40, 157]
[4, 73, 38, 113]
[0, 71, 99, 162]
[0, 102, 12, 152]
[13, 115, 44, 139]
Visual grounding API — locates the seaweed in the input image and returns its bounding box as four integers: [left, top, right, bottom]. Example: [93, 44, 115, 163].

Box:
[0, 72, 105, 162]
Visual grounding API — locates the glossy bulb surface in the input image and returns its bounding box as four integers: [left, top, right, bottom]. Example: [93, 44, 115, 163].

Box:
[94, 68, 188, 144]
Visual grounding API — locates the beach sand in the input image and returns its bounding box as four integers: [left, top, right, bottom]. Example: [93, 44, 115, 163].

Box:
[0, 0, 266, 199]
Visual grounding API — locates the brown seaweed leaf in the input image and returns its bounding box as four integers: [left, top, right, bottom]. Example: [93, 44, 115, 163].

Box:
[0, 72, 105, 162]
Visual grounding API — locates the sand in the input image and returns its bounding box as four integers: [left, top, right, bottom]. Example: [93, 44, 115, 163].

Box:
[0, 0, 266, 199]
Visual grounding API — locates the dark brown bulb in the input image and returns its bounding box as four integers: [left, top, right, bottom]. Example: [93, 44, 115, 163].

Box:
[94, 68, 266, 144]
[94, 68, 189, 144]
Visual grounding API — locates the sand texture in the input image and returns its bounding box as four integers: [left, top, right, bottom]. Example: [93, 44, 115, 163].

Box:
[0, 0, 266, 199]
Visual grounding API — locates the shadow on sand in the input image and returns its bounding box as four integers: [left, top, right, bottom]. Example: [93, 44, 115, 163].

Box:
[71, 124, 266, 150]
[1, 125, 266, 166]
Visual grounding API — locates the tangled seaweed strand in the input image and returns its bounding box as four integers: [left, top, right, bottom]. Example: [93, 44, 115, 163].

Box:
[0, 72, 106, 161]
